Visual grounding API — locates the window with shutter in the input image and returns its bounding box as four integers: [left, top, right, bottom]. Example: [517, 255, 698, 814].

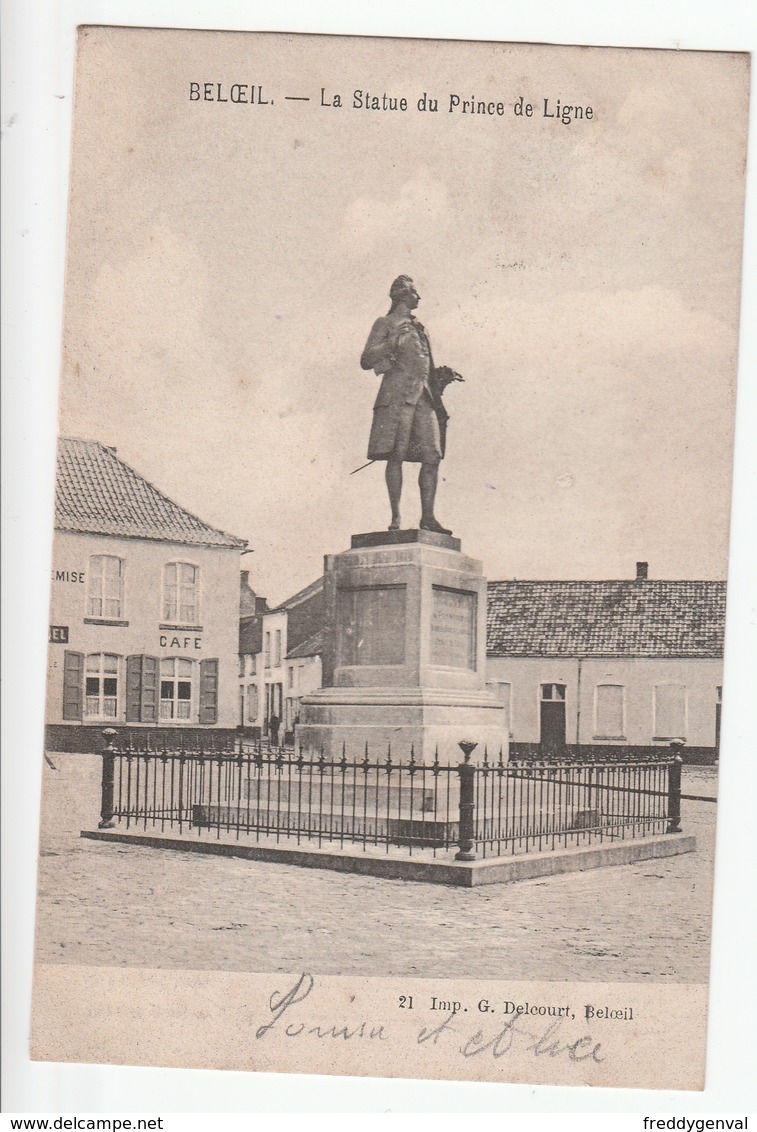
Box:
[595, 684, 625, 739]
[199, 658, 219, 724]
[62, 650, 84, 721]
[247, 683, 259, 722]
[84, 654, 120, 718]
[159, 657, 192, 720]
[654, 684, 687, 740]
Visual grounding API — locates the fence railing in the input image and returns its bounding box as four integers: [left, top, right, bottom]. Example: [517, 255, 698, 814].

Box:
[96, 733, 683, 860]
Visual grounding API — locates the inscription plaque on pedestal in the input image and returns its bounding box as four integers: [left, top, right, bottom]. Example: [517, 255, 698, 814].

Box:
[430, 586, 476, 669]
[336, 585, 406, 666]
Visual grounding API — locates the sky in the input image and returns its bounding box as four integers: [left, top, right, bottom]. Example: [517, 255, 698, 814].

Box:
[56, 29, 750, 605]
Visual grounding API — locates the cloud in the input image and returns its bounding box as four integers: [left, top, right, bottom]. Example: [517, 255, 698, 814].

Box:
[338, 168, 449, 256]
[439, 283, 732, 371]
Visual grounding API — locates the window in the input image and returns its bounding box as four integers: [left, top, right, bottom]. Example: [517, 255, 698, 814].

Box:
[163, 562, 199, 624]
[160, 657, 194, 720]
[275, 630, 282, 667]
[247, 684, 259, 722]
[654, 684, 687, 740]
[285, 696, 300, 730]
[288, 665, 295, 690]
[540, 683, 566, 701]
[264, 631, 271, 669]
[87, 556, 124, 619]
[595, 684, 625, 739]
[85, 653, 120, 718]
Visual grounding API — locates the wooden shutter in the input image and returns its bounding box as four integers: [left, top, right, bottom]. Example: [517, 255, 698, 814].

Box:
[596, 685, 624, 738]
[654, 684, 686, 739]
[199, 658, 219, 724]
[141, 656, 159, 723]
[125, 655, 143, 722]
[62, 650, 84, 721]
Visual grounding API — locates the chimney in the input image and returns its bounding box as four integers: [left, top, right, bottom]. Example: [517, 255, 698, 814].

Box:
[636, 561, 649, 581]
[239, 570, 258, 616]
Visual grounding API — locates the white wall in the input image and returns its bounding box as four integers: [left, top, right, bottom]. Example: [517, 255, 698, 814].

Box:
[47, 530, 242, 728]
[485, 655, 723, 749]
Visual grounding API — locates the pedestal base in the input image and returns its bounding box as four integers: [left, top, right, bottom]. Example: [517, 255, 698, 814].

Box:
[297, 686, 507, 764]
[299, 530, 508, 764]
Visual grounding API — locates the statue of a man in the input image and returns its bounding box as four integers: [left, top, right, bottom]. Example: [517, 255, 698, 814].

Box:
[360, 275, 462, 534]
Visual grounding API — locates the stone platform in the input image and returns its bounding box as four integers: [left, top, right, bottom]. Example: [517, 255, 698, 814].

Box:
[81, 828, 696, 888]
[298, 530, 507, 762]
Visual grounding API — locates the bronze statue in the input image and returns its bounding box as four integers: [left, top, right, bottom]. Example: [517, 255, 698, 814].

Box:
[360, 276, 463, 534]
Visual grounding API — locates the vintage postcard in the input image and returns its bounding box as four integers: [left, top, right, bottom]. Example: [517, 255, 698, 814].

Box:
[30, 27, 749, 1091]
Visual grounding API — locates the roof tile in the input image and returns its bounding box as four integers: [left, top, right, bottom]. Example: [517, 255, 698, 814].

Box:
[55, 438, 247, 549]
[486, 580, 726, 659]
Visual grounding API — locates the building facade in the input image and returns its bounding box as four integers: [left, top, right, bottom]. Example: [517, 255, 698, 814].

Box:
[46, 438, 247, 751]
[485, 567, 725, 763]
[238, 578, 323, 742]
[245, 563, 725, 762]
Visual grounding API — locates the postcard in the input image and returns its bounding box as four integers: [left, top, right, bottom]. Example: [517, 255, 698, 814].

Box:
[30, 26, 750, 1091]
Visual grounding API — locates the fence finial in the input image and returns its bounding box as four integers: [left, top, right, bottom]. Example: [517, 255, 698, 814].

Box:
[458, 740, 477, 764]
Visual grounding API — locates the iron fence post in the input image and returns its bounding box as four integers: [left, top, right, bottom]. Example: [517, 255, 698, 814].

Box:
[455, 741, 478, 861]
[666, 742, 684, 833]
[98, 728, 117, 829]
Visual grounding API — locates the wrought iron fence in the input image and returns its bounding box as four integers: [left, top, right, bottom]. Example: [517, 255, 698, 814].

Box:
[96, 733, 682, 860]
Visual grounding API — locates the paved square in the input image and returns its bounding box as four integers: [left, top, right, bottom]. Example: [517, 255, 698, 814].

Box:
[34, 755, 717, 982]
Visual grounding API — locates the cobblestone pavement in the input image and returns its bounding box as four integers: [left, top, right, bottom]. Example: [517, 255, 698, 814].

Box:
[34, 755, 717, 982]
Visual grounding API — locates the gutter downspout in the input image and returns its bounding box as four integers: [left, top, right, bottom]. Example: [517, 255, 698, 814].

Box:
[576, 656, 584, 751]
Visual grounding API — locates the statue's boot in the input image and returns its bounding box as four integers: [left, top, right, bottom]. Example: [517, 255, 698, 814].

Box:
[388, 514, 401, 531]
[420, 516, 452, 535]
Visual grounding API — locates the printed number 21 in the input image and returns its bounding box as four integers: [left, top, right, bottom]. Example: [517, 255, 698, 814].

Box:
[399, 995, 414, 1009]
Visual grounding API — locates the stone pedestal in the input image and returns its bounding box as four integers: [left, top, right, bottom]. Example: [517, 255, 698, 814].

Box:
[298, 530, 507, 764]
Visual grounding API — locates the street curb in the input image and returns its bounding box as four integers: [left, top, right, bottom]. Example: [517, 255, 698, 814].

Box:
[80, 829, 696, 887]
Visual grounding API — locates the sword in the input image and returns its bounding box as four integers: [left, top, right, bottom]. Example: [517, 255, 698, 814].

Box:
[349, 460, 377, 475]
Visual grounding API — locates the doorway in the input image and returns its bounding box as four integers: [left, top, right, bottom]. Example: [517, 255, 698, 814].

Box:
[540, 683, 566, 754]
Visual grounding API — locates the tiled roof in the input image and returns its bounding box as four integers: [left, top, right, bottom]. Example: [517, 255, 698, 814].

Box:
[486, 580, 726, 659]
[286, 627, 326, 660]
[270, 577, 324, 613]
[56, 438, 247, 549]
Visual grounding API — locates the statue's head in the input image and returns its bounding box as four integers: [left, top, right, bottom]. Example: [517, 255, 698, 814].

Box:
[389, 275, 420, 308]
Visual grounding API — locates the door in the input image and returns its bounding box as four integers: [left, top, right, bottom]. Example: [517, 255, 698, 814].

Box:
[264, 683, 273, 735]
[540, 683, 566, 754]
